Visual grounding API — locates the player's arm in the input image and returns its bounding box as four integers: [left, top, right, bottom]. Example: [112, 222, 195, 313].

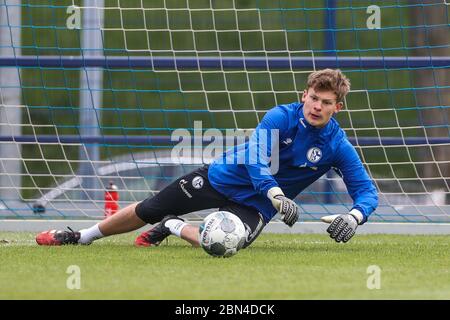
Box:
[323, 139, 378, 242]
[245, 106, 299, 227]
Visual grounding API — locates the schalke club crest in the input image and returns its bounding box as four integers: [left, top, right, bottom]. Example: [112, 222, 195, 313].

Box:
[307, 147, 322, 163]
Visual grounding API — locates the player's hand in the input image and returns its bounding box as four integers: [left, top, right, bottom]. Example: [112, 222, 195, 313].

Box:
[325, 213, 358, 243]
[267, 187, 299, 227]
[276, 195, 299, 227]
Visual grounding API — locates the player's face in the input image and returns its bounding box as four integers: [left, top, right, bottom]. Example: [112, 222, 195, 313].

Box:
[301, 88, 343, 128]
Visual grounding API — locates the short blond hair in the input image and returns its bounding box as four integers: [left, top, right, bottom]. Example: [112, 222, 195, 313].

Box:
[306, 69, 351, 102]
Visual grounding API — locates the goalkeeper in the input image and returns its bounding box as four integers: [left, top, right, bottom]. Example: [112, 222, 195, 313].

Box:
[36, 69, 378, 247]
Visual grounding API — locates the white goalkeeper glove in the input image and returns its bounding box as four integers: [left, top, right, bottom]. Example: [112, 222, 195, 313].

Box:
[321, 209, 364, 243]
[267, 187, 299, 227]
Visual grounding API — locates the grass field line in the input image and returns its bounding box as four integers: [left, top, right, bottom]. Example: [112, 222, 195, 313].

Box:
[0, 232, 446, 247]
[2, 219, 450, 234]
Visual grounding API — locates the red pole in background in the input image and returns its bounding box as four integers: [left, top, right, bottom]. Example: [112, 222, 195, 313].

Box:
[104, 181, 119, 218]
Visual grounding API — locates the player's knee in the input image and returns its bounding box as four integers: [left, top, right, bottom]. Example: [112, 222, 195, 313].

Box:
[135, 198, 165, 224]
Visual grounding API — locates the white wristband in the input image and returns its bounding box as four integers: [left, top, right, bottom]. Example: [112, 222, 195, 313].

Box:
[267, 186, 284, 200]
[349, 209, 364, 224]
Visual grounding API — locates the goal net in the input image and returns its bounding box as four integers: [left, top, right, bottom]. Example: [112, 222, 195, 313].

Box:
[0, 0, 449, 223]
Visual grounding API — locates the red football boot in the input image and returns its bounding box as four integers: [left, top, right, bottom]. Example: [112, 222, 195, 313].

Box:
[135, 215, 183, 247]
[36, 227, 81, 246]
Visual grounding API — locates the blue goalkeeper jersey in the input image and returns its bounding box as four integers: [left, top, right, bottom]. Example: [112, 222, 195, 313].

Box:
[208, 102, 378, 224]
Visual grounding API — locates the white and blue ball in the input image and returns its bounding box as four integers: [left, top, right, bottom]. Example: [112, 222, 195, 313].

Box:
[199, 211, 246, 258]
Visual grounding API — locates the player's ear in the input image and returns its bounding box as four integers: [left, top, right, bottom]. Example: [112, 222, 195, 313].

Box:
[334, 101, 344, 113]
[301, 89, 308, 102]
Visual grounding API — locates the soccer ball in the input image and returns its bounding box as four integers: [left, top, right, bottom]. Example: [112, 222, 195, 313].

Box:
[198, 211, 247, 258]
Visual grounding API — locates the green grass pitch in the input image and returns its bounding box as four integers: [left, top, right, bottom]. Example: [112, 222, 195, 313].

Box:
[0, 232, 449, 300]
